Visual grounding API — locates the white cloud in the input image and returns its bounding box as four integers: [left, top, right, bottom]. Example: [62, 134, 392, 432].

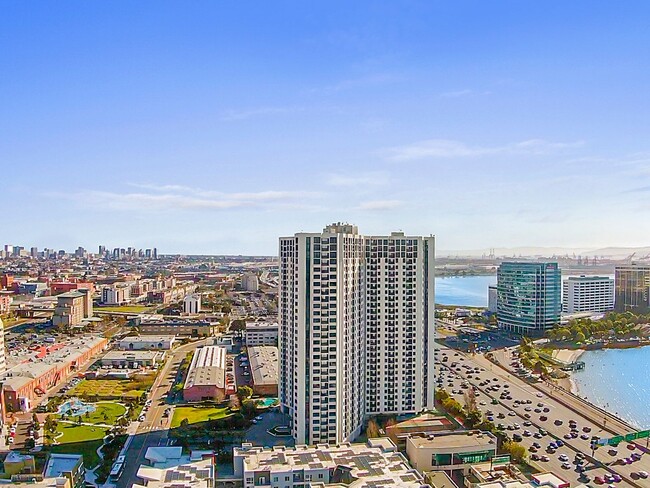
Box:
[220, 106, 303, 121]
[385, 138, 584, 161]
[357, 199, 403, 211]
[325, 171, 389, 187]
[53, 185, 322, 212]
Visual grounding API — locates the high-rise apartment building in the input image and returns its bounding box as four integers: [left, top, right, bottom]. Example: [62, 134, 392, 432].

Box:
[615, 264, 650, 313]
[279, 223, 435, 445]
[497, 262, 561, 336]
[563, 275, 614, 313]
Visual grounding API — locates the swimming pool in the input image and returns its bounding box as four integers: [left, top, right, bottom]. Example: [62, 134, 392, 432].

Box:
[57, 398, 97, 416]
[256, 398, 279, 408]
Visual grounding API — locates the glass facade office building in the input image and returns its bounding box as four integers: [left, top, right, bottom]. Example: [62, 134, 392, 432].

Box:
[497, 262, 561, 336]
[614, 265, 650, 313]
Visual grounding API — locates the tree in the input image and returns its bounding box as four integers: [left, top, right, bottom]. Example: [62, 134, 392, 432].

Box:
[180, 418, 189, 428]
[44, 415, 58, 434]
[575, 331, 586, 343]
[237, 385, 253, 401]
[366, 419, 380, 438]
[465, 410, 483, 429]
[503, 440, 527, 462]
[77, 416, 83, 425]
[241, 400, 257, 419]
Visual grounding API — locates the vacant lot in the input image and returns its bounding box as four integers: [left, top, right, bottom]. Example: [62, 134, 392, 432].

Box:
[171, 405, 230, 428]
[68, 376, 155, 399]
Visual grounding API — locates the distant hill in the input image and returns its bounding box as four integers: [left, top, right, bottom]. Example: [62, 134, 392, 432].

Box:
[438, 246, 650, 259]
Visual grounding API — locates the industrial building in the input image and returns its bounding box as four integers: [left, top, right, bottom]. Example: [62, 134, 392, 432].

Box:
[183, 346, 233, 403]
[136, 317, 217, 337]
[0, 336, 108, 411]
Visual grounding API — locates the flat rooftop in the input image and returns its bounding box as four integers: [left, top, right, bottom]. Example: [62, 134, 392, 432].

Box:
[408, 431, 497, 450]
[248, 346, 278, 386]
[44, 454, 82, 477]
[235, 438, 429, 487]
[136, 457, 214, 488]
[2, 336, 106, 391]
[246, 321, 278, 330]
[102, 350, 163, 361]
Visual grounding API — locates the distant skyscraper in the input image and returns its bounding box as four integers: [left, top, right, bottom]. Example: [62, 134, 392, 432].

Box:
[615, 264, 650, 313]
[488, 284, 498, 313]
[30, 247, 38, 258]
[279, 223, 435, 445]
[98, 245, 106, 256]
[241, 273, 259, 292]
[497, 262, 561, 336]
[563, 275, 614, 313]
[153, 248, 158, 259]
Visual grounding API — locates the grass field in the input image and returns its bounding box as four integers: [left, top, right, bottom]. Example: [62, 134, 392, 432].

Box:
[68, 378, 153, 399]
[96, 305, 155, 313]
[57, 401, 126, 425]
[51, 423, 108, 468]
[171, 406, 230, 428]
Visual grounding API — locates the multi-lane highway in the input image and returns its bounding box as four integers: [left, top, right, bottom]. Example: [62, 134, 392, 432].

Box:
[436, 343, 650, 487]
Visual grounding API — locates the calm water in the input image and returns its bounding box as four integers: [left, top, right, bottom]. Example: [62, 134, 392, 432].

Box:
[435, 275, 496, 307]
[573, 347, 650, 429]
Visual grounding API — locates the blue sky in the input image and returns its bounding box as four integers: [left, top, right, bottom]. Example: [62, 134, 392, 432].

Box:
[2, 1, 650, 255]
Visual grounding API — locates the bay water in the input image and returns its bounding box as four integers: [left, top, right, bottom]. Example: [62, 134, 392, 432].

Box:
[435, 274, 650, 430]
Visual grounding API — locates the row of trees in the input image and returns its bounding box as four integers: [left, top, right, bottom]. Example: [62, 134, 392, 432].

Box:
[546, 311, 650, 344]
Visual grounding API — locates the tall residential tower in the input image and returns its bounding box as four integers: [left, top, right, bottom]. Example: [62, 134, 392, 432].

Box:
[279, 223, 435, 445]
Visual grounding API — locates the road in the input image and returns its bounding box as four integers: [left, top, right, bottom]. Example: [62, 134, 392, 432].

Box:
[116, 338, 210, 488]
[436, 344, 650, 487]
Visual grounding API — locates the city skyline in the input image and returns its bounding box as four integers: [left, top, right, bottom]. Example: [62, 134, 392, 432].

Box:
[4, 2, 650, 254]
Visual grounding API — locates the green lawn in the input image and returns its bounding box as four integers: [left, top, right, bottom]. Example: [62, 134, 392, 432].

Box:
[68, 378, 153, 399]
[97, 305, 155, 313]
[51, 423, 109, 468]
[171, 406, 230, 428]
[57, 401, 126, 425]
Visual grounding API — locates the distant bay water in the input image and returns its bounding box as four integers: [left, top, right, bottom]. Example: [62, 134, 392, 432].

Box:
[435, 275, 496, 307]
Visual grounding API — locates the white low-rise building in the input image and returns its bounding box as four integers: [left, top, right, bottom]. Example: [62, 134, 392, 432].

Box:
[183, 294, 202, 315]
[245, 321, 278, 346]
[233, 438, 430, 488]
[117, 336, 177, 350]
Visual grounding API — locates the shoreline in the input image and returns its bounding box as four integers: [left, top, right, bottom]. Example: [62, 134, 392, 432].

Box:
[551, 348, 585, 394]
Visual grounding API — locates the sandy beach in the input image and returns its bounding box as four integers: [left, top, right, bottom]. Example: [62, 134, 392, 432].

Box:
[552, 349, 585, 393]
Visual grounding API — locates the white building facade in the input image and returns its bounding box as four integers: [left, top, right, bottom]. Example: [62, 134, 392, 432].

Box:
[279, 223, 435, 445]
[183, 294, 202, 314]
[563, 275, 614, 313]
[102, 285, 131, 305]
[245, 322, 279, 346]
[488, 285, 497, 313]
